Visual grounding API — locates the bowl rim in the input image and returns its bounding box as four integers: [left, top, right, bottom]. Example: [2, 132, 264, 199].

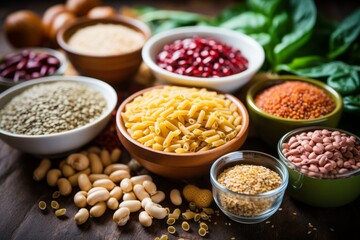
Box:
[141, 25, 265, 83]
[57, 15, 151, 58]
[116, 84, 250, 158]
[277, 126, 360, 179]
[210, 150, 289, 197]
[246, 75, 343, 123]
[0, 47, 68, 85]
[0, 75, 117, 138]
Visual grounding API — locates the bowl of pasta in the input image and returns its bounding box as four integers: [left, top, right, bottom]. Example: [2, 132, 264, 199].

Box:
[116, 85, 249, 179]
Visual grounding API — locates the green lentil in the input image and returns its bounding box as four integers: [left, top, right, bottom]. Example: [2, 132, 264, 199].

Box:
[0, 81, 106, 135]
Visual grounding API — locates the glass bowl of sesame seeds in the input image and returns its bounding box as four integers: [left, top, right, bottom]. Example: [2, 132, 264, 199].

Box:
[246, 75, 343, 147]
[210, 150, 289, 224]
[0, 75, 117, 157]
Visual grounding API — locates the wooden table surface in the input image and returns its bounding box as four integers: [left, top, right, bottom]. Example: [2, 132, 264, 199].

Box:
[0, 1, 359, 240]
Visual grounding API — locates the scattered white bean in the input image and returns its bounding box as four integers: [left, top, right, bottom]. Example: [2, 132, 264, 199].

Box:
[139, 211, 152, 227]
[170, 189, 182, 206]
[46, 169, 62, 187]
[113, 207, 130, 226]
[33, 159, 51, 181]
[74, 208, 89, 225]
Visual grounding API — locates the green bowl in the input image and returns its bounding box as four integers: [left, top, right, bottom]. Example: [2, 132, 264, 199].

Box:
[246, 75, 343, 148]
[277, 126, 360, 207]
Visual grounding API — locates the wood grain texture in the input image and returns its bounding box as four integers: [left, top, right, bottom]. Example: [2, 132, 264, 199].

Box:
[0, 137, 358, 240]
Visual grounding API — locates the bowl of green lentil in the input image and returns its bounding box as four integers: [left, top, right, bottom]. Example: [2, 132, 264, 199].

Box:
[0, 75, 117, 157]
[210, 150, 289, 224]
[246, 75, 343, 147]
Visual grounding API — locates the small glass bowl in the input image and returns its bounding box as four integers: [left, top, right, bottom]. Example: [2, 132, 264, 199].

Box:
[210, 151, 289, 224]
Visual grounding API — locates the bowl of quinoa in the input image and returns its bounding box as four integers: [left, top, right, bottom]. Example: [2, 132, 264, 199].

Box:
[210, 151, 288, 224]
[246, 75, 343, 147]
[57, 16, 151, 86]
[0, 75, 117, 157]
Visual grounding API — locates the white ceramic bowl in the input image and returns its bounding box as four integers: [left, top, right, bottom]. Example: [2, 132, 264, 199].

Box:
[0, 76, 117, 157]
[142, 26, 265, 92]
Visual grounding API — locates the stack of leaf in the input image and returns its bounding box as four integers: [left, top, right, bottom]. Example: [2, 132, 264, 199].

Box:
[131, 0, 360, 132]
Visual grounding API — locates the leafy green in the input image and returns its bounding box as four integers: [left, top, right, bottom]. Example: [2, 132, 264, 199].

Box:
[327, 70, 360, 95]
[273, 0, 317, 64]
[343, 94, 360, 114]
[328, 8, 360, 59]
[247, 0, 282, 17]
[220, 12, 269, 34]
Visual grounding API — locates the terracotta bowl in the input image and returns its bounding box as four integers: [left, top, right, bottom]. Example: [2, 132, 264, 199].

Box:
[116, 85, 250, 179]
[57, 16, 151, 87]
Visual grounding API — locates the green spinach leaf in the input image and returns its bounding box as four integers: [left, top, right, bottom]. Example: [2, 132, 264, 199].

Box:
[273, 0, 316, 64]
[246, 0, 282, 17]
[328, 8, 360, 59]
[343, 94, 360, 114]
[327, 70, 360, 95]
[220, 11, 269, 34]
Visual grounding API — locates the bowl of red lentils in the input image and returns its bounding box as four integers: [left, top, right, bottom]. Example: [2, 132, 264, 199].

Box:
[141, 26, 265, 93]
[278, 126, 360, 207]
[210, 150, 289, 224]
[246, 75, 343, 147]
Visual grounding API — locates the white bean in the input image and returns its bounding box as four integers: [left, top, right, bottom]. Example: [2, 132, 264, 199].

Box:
[87, 189, 110, 206]
[107, 197, 119, 210]
[130, 175, 152, 185]
[67, 153, 89, 171]
[151, 191, 166, 203]
[123, 192, 137, 201]
[90, 201, 107, 217]
[141, 197, 153, 209]
[133, 184, 150, 201]
[119, 200, 141, 212]
[57, 178, 72, 196]
[74, 208, 89, 225]
[68, 168, 91, 187]
[100, 149, 112, 167]
[46, 169, 62, 187]
[61, 164, 76, 177]
[74, 191, 87, 208]
[113, 207, 130, 226]
[142, 180, 157, 195]
[139, 211, 152, 227]
[88, 153, 103, 174]
[88, 174, 109, 183]
[110, 148, 122, 163]
[120, 178, 133, 193]
[170, 189, 182, 206]
[109, 170, 131, 183]
[78, 173, 92, 191]
[104, 163, 130, 175]
[93, 179, 115, 191]
[109, 186, 123, 200]
[145, 203, 168, 219]
[33, 159, 51, 181]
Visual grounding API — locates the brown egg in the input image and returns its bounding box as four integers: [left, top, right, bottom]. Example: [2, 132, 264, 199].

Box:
[3, 10, 44, 48]
[87, 6, 117, 19]
[66, 0, 102, 17]
[49, 11, 76, 46]
[42, 4, 68, 39]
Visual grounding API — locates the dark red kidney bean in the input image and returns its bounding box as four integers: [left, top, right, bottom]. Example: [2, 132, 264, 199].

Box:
[156, 36, 248, 78]
[0, 50, 61, 82]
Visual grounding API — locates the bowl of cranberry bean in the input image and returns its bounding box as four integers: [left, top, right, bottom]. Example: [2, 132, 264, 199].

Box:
[0, 47, 67, 92]
[246, 75, 343, 147]
[278, 126, 360, 207]
[142, 26, 265, 92]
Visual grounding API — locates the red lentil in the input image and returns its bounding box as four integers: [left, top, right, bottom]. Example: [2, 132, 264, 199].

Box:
[254, 81, 335, 119]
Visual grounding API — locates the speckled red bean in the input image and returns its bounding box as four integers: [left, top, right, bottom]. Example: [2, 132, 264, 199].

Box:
[0, 50, 61, 81]
[282, 129, 360, 177]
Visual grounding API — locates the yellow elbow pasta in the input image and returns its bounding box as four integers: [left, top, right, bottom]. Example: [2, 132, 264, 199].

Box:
[121, 86, 242, 153]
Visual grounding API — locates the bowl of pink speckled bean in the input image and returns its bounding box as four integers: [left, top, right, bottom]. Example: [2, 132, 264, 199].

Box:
[278, 126, 360, 207]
